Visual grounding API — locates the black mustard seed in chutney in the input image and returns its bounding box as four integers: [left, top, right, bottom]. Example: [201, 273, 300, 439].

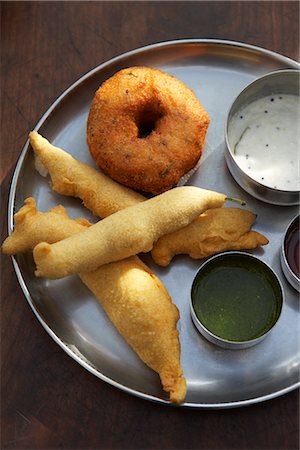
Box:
[191, 254, 282, 342]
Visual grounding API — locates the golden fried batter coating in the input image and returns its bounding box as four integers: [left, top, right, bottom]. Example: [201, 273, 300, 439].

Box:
[151, 208, 269, 266]
[29, 131, 144, 218]
[2, 198, 186, 404]
[87, 67, 210, 194]
[2, 198, 91, 255]
[29, 134, 266, 271]
[33, 187, 226, 279]
[81, 258, 186, 404]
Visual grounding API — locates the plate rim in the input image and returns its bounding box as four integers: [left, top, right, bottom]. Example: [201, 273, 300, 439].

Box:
[8, 38, 300, 409]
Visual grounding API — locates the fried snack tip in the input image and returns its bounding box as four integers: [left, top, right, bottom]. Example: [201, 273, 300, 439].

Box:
[2, 199, 186, 404]
[33, 187, 227, 279]
[2, 198, 91, 255]
[151, 208, 269, 266]
[29, 131, 144, 218]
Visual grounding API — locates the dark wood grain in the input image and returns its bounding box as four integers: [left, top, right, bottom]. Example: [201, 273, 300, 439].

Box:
[1, 2, 299, 449]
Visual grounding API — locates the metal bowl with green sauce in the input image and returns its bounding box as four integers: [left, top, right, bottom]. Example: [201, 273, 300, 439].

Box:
[190, 252, 283, 349]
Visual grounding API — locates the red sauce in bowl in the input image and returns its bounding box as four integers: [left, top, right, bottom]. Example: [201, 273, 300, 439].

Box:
[284, 215, 300, 278]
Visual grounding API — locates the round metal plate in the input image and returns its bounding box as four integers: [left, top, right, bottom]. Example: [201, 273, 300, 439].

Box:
[8, 39, 300, 408]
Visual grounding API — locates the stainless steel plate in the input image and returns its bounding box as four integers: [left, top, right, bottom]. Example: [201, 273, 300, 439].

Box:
[9, 39, 300, 408]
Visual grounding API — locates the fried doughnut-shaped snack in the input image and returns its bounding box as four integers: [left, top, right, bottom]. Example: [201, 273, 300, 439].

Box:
[87, 66, 210, 194]
[151, 208, 269, 266]
[29, 131, 144, 218]
[33, 187, 226, 279]
[2, 198, 186, 404]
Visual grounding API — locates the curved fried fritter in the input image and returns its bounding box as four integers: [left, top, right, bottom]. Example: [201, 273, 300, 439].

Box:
[87, 66, 210, 194]
[81, 257, 186, 404]
[33, 187, 226, 279]
[151, 208, 269, 266]
[29, 134, 265, 271]
[2, 198, 91, 255]
[2, 198, 186, 404]
[29, 131, 144, 218]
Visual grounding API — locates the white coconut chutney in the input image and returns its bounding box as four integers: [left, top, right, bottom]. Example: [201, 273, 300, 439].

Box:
[228, 94, 299, 191]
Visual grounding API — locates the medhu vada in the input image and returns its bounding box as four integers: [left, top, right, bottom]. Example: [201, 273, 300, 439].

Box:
[87, 67, 210, 194]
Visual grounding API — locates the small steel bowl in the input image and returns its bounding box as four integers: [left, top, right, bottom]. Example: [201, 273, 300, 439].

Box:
[225, 69, 300, 206]
[281, 215, 300, 292]
[190, 252, 283, 350]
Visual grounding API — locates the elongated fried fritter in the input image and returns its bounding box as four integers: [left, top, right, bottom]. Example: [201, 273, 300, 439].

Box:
[2, 198, 91, 255]
[26, 133, 187, 402]
[29, 131, 144, 218]
[29, 133, 268, 270]
[33, 187, 227, 279]
[151, 208, 269, 266]
[2, 198, 186, 404]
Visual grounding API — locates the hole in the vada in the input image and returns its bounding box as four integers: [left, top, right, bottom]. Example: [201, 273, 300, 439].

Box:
[138, 122, 155, 139]
[137, 108, 163, 139]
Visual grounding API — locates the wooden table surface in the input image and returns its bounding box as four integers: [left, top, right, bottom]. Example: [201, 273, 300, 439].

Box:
[1, 2, 299, 449]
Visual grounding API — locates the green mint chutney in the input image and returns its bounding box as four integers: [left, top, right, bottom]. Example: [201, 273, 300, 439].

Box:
[191, 253, 282, 342]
